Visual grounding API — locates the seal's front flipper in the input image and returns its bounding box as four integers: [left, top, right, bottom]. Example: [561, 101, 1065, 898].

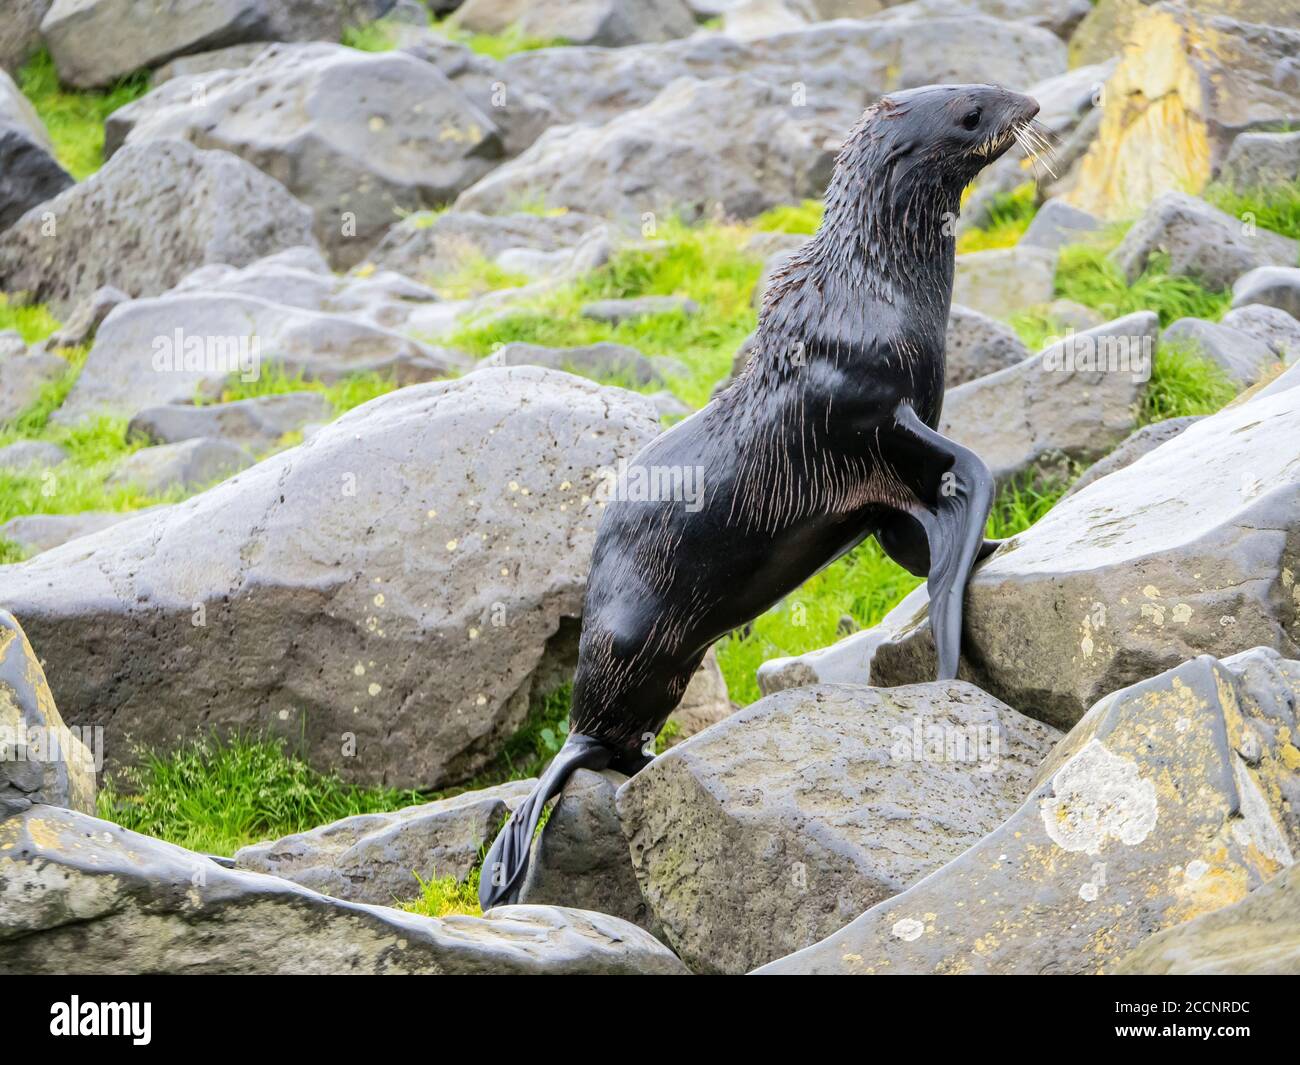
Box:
[477, 733, 614, 911]
[890, 404, 994, 681]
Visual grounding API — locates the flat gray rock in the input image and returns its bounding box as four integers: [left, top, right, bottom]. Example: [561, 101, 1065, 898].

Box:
[108, 438, 255, 494]
[107, 43, 504, 266]
[618, 681, 1062, 974]
[0, 805, 688, 974]
[1232, 266, 1300, 319]
[757, 648, 1300, 974]
[0, 368, 661, 789]
[940, 311, 1155, 484]
[0, 139, 318, 316]
[129, 393, 334, 451]
[235, 779, 536, 904]
[1112, 191, 1298, 291]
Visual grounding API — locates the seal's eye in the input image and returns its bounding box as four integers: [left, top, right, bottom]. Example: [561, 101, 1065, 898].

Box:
[961, 108, 982, 131]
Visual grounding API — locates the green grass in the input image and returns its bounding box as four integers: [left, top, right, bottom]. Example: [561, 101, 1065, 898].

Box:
[441, 217, 761, 409]
[211, 364, 403, 417]
[341, 11, 563, 59]
[1204, 183, 1300, 243]
[340, 20, 400, 51]
[753, 199, 822, 235]
[97, 733, 425, 857]
[1139, 340, 1238, 425]
[0, 295, 62, 345]
[404, 867, 484, 918]
[1055, 244, 1232, 326]
[18, 49, 149, 180]
[957, 182, 1038, 253]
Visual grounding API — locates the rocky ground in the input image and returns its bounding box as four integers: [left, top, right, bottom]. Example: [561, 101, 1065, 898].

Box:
[1, 0, 1299, 975]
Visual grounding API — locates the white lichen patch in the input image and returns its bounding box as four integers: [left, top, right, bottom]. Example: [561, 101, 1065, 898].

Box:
[1040, 740, 1158, 856]
[892, 917, 925, 942]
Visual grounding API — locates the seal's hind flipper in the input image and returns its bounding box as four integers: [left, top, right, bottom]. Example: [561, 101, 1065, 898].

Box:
[890, 404, 994, 681]
[477, 733, 615, 911]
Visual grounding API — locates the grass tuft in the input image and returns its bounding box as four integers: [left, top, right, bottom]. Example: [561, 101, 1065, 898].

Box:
[957, 182, 1038, 253]
[1203, 183, 1300, 243]
[1055, 244, 1232, 326]
[1139, 340, 1238, 426]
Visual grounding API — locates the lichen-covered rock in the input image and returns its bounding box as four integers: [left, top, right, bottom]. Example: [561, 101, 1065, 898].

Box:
[107, 44, 504, 266]
[0, 805, 688, 974]
[0, 609, 95, 817]
[0, 139, 318, 316]
[617, 681, 1062, 974]
[1115, 863, 1300, 974]
[0, 368, 660, 789]
[756, 647, 1300, 974]
[1067, 3, 1300, 219]
[940, 312, 1155, 485]
[870, 378, 1300, 729]
[1112, 192, 1298, 291]
[235, 780, 535, 903]
[518, 769, 659, 934]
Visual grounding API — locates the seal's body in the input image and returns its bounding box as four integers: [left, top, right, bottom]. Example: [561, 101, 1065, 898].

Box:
[480, 84, 1041, 908]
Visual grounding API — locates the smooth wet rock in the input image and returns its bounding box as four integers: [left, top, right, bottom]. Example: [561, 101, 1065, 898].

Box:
[1162, 317, 1278, 386]
[107, 43, 504, 266]
[129, 393, 334, 451]
[0, 805, 688, 974]
[0, 139, 318, 316]
[108, 438, 255, 494]
[1232, 266, 1300, 319]
[517, 769, 659, 934]
[1067, 3, 1300, 219]
[618, 681, 1062, 974]
[940, 311, 1155, 484]
[756, 648, 1300, 974]
[1221, 304, 1300, 364]
[235, 779, 535, 903]
[54, 289, 463, 425]
[952, 246, 1057, 318]
[1112, 192, 1298, 291]
[453, 0, 696, 45]
[456, 74, 840, 225]
[1115, 863, 1300, 975]
[0, 369, 660, 789]
[1062, 416, 1200, 498]
[871, 381, 1300, 728]
[0, 609, 95, 817]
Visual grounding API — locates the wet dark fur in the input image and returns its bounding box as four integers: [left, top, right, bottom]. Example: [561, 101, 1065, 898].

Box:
[480, 84, 1040, 908]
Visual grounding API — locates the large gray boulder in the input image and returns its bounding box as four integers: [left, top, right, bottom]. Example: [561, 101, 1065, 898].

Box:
[456, 74, 838, 224]
[234, 779, 535, 903]
[0, 805, 688, 974]
[617, 681, 1062, 974]
[757, 648, 1300, 974]
[1218, 130, 1300, 193]
[106, 44, 504, 266]
[0, 609, 96, 817]
[0, 139, 318, 317]
[452, 0, 697, 45]
[1115, 863, 1300, 975]
[871, 378, 1300, 730]
[53, 289, 464, 426]
[1112, 191, 1298, 291]
[0, 368, 661, 789]
[501, 16, 1067, 128]
[940, 312, 1156, 485]
[0, 69, 73, 233]
[361, 209, 608, 284]
[951, 246, 1057, 318]
[39, 0, 397, 88]
[944, 304, 1030, 386]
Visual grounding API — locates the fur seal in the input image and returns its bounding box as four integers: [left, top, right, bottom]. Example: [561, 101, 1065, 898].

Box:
[480, 84, 1042, 909]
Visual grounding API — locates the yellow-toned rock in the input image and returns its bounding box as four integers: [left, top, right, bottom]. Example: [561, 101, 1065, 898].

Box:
[1067, 2, 1300, 220]
[0, 609, 95, 817]
[755, 647, 1300, 974]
